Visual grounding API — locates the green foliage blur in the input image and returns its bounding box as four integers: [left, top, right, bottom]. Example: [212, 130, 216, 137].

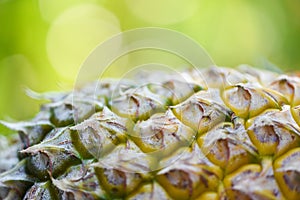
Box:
[0, 0, 299, 121]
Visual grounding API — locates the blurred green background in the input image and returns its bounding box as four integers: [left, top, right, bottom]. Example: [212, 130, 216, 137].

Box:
[0, 0, 299, 121]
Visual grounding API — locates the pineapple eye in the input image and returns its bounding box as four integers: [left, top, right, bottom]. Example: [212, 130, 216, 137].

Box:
[95, 168, 143, 198]
[223, 83, 285, 119]
[50, 103, 75, 127]
[223, 159, 283, 200]
[274, 148, 300, 200]
[247, 125, 279, 155]
[269, 75, 300, 106]
[172, 89, 230, 134]
[198, 122, 257, 174]
[246, 107, 300, 156]
[156, 167, 220, 200]
[127, 182, 172, 199]
[111, 85, 166, 122]
[131, 110, 195, 157]
[291, 105, 300, 127]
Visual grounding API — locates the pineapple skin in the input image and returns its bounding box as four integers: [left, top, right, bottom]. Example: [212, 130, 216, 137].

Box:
[0, 66, 300, 200]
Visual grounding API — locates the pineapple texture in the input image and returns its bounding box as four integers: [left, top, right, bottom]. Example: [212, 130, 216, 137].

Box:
[0, 66, 300, 200]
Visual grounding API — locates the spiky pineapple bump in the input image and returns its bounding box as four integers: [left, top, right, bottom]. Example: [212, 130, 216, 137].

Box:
[0, 66, 300, 200]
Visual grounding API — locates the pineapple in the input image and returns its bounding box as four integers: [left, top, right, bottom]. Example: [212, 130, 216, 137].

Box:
[0, 66, 300, 200]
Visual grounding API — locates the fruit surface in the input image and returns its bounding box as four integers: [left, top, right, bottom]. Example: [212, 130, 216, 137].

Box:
[0, 66, 300, 199]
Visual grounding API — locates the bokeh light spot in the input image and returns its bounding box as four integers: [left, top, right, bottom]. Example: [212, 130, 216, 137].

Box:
[125, 0, 199, 25]
[46, 3, 121, 82]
